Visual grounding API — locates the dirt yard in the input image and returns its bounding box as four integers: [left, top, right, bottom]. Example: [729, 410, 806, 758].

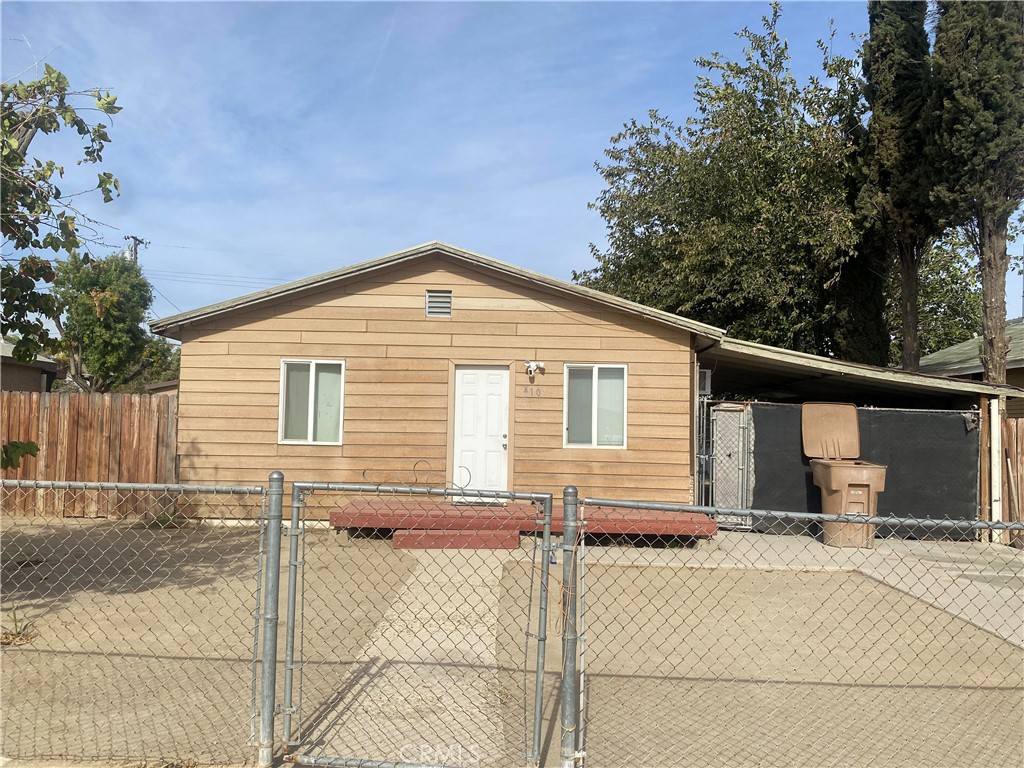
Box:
[2, 521, 1021, 768]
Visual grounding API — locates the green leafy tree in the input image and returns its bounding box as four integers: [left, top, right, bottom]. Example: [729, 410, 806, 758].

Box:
[931, 1, 1024, 384]
[52, 252, 154, 393]
[859, 1, 940, 372]
[1, 64, 120, 467]
[116, 337, 180, 393]
[887, 227, 982, 366]
[578, 4, 867, 357]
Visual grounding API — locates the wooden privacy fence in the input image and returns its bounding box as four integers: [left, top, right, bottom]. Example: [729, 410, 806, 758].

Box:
[1001, 417, 1024, 548]
[1, 392, 177, 517]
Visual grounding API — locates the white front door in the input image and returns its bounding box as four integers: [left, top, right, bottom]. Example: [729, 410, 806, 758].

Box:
[453, 366, 510, 493]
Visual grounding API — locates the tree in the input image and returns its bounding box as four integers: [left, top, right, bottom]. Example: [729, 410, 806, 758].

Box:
[116, 337, 181, 394]
[859, 1, 940, 372]
[51, 252, 157, 393]
[931, 1, 1024, 384]
[887, 227, 982, 365]
[578, 4, 868, 357]
[1, 64, 120, 467]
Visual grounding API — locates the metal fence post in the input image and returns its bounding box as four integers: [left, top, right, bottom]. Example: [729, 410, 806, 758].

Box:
[258, 471, 284, 768]
[530, 495, 554, 766]
[282, 483, 304, 748]
[560, 486, 580, 768]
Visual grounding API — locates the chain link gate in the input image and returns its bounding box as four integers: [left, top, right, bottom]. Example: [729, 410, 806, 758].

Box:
[272, 481, 555, 768]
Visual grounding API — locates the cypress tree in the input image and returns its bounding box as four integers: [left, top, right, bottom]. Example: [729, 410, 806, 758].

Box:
[859, 1, 938, 372]
[932, 1, 1024, 384]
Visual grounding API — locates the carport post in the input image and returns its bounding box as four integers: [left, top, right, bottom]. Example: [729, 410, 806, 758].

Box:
[560, 486, 581, 768]
[258, 471, 284, 768]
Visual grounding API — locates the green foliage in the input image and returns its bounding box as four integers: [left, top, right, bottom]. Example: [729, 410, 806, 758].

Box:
[1, 64, 121, 254]
[859, 1, 939, 371]
[1, 255, 56, 364]
[931, 2, 1024, 229]
[1, 441, 39, 472]
[53, 252, 153, 393]
[1, 64, 121, 467]
[931, 1, 1023, 383]
[887, 227, 982, 366]
[579, 4, 865, 356]
[1, 65, 121, 362]
[115, 336, 181, 394]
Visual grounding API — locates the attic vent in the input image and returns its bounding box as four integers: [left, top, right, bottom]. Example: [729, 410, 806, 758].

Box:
[425, 289, 453, 317]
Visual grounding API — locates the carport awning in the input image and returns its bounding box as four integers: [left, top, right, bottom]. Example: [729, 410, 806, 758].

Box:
[698, 337, 1024, 407]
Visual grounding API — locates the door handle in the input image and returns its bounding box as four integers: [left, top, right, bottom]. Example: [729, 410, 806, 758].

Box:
[502, 443, 508, 450]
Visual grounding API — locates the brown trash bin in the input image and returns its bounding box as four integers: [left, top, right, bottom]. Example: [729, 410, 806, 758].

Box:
[811, 459, 887, 548]
[802, 403, 887, 549]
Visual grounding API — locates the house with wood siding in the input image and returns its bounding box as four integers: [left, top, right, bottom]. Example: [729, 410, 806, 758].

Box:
[150, 242, 723, 501]
[152, 240, 1024, 528]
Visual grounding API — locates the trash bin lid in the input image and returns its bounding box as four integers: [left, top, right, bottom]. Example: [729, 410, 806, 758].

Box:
[802, 402, 860, 459]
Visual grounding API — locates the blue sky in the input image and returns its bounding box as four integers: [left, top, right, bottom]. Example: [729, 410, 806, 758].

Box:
[4, 1, 1021, 322]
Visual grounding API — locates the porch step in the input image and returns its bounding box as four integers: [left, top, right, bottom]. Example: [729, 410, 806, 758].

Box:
[330, 500, 533, 531]
[330, 498, 718, 539]
[332, 511, 523, 531]
[393, 528, 521, 550]
[579, 510, 718, 538]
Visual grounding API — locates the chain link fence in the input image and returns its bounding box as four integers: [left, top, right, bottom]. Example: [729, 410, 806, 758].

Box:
[4, 476, 1022, 768]
[279, 482, 555, 768]
[571, 496, 1024, 768]
[1, 479, 267, 766]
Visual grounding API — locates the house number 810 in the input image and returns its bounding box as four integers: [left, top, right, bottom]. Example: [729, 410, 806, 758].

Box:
[522, 386, 541, 397]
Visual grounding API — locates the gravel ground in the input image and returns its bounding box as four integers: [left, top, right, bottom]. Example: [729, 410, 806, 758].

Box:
[2, 521, 1021, 768]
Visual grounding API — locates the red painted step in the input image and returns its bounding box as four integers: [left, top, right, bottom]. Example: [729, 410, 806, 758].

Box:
[332, 509, 522, 531]
[330, 498, 718, 539]
[393, 528, 521, 550]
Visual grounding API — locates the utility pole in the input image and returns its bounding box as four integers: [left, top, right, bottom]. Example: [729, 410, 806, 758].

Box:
[124, 235, 149, 263]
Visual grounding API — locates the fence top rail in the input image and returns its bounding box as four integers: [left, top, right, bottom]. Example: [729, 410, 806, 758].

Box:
[292, 481, 551, 504]
[1, 479, 265, 495]
[580, 497, 1024, 532]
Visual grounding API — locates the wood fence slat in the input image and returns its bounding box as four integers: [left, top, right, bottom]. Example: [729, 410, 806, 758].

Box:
[108, 394, 122, 483]
[34, 393, 50, 516]
[24, 392, 39, 512]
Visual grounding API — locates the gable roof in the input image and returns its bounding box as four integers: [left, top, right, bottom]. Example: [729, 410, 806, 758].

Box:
[151, 241, 1022, 401]
[919, 318, 1024, 376]
[149, 241, 725, 342]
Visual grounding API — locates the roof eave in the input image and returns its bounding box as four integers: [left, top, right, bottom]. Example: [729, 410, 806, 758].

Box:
[715, 337, 1023, 398]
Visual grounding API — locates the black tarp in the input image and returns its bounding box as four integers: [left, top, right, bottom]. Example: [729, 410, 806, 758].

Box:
[748, 403, 981, 539]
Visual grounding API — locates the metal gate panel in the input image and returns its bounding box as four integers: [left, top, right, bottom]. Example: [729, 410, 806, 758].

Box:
[711, 403, 754, 528]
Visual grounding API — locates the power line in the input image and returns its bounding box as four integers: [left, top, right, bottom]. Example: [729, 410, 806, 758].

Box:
[150, 284, 182, 314]
[147, 240, 287, 260]
[145, 268, 282, 285]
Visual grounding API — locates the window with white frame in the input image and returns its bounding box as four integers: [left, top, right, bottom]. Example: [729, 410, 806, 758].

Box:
[279, 359, 345, 444]
[564, 364, 626, 447]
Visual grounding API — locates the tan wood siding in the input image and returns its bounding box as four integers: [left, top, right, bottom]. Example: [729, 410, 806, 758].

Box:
[176, 255, 694, 501]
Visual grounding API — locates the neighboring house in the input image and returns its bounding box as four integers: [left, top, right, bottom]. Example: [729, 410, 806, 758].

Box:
[920, 319, 1024, 416]
[151, 242, 1019, 503]
[0, 339, 61, 392]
